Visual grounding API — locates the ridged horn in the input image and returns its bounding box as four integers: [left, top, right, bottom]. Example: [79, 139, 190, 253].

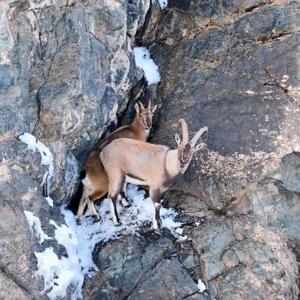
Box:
[138, 101, 145, 109]
[190, 126, 208, 147]
[178, 118, 189, 144]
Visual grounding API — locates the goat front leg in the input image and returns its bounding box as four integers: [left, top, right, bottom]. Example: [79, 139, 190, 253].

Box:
[108, 176, 124, 226]
[149, 188, 162, 231]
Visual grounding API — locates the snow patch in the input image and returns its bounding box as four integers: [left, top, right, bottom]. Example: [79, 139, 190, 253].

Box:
[34, 184, 183, 299]
[245, 90, 256, 95]
[45, 197, 54, 207]
[24, 210, 52, 244]
[133, 47, 161, 85]
[19, 132, 54, 198]
[152, 0, 168, 9]
[35, 246, 83, 300]
[281, 74, 289, 82]
[197, 278, 206, 292]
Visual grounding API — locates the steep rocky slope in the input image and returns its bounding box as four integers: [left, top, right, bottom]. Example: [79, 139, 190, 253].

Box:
[0, 0, 299, 299]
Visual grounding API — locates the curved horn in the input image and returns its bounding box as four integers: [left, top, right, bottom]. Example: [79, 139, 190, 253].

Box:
[148, 100, 151, 109]
[178, 118, 189, 144]
[134, 103, 140, 114]
[138, 101, 145, 109]
[190, 126, 208, 147]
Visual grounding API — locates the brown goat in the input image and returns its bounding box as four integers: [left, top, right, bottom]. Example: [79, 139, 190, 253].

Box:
[77, 101, 157, 222]
[101, 119, 207, 230]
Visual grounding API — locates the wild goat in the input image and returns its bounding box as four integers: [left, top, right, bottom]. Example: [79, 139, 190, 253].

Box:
[77, 101, 157, 222]
[101, 119, 208, 230]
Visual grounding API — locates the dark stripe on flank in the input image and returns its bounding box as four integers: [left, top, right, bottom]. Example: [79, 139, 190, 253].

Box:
[127, 173, 145, 182]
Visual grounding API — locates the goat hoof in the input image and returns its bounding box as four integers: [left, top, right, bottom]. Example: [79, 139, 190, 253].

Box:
[114, 221, 122, 226]
[153, 228, 161, 235]
[152, 224, 161, 234]
[92, 215, 100, 223]
[121, 198, 131, 208]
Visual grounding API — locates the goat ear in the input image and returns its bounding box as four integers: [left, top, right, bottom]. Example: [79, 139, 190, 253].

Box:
[174, 133, 181, 145]
[193, 143, 205, 153]
[152, 105, 157, 113]
[135, 103, 140, 114]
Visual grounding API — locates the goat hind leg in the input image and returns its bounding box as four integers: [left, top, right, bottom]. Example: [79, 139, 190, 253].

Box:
[86, 197, 100, 221]
[118, 182, 130, 207]
[77, 191, 88, 223]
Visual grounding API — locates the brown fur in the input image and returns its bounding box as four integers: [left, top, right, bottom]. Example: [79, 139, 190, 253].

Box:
[77, 102, 157, 221]
[100, 119, 208, 229]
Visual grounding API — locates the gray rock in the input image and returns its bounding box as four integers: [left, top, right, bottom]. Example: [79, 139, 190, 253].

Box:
[228, 152, 300, 252]
[84, 235, 202, 300]
[1, 0, 150, 200]
[0, 163, 61, 299]
[190, 217, 298, 299]
[145, 0, 300, 209]
[1, 0, 299, 299]
[0, 0, 150, 298]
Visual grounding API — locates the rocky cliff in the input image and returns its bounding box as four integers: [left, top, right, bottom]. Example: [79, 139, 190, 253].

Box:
[0, 0, 299, 299]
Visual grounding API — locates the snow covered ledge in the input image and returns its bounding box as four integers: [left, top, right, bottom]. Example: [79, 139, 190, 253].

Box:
[19, 133, 54, 205]
[19, 134, 185, 299]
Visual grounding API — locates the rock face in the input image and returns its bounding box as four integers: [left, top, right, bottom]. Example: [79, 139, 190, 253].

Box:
[84, 235, 204, 300]
[145, 0, 300, 208]
[0, 0, 299, 299]
[190, 217, 298, 299]
[1, 0, 149, 199]
[0, 0, 149, 298]
[141, 0, 300, 298]
[228, 152, 300, 254]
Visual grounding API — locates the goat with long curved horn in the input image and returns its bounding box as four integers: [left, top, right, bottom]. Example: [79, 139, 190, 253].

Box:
[76, 101, 157, 222]
[101, 118, 208, 231]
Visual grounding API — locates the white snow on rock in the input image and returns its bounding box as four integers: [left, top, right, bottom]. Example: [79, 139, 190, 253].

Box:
[35, 247, 84, 300]
[152, 0, 168, 9]
[133, 47, 161, 85]
[24, 210, 52, 244]
[45, 196, 54, 207]
[245, 90, 256, 95]
[19, 133, 54, 197]
[281, 74, 289, 82]
[33, 184, 183, 299]
[197, 278, 206, 292]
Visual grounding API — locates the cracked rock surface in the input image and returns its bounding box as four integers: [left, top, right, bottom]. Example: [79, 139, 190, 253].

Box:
[0, 0, 149, 298]
[84, 235, 206, 300]
[0, 0, 299, 299]
[0, 0, 149, 200]
[146, 0, 300, 208]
